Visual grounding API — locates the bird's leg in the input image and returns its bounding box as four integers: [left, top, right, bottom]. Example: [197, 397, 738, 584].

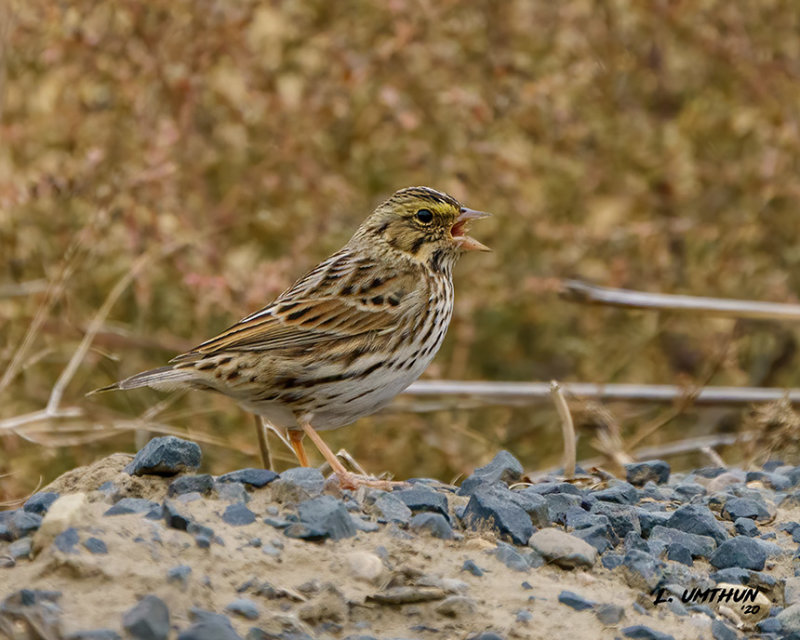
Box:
[298, 420, 407, 490]
[253, 414, 272, 470]
[289, 430, 310, 467]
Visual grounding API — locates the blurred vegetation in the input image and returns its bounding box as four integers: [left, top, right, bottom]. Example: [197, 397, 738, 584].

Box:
[3, 0, 800, 502]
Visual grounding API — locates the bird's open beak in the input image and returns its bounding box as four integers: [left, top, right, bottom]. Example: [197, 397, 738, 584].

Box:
[451, 207, 491, 252]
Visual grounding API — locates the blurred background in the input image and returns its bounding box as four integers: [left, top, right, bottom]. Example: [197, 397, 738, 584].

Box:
[3, 1, 800, 502]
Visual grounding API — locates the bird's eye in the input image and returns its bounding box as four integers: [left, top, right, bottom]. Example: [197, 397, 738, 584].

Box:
[415, 209, 433, 224]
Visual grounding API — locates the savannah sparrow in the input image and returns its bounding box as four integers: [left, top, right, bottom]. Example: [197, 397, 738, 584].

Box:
[95, 186, 490, 488]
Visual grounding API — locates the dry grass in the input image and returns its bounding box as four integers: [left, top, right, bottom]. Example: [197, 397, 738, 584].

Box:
[4, 1, 800, 501]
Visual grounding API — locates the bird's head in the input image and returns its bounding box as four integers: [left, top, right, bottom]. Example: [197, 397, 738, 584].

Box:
[356, 186, 490, 270]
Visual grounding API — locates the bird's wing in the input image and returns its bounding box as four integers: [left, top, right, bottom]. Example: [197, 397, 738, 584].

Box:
[170, 256, 421, 362]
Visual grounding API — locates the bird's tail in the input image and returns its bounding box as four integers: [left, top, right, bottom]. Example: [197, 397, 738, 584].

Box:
[87, 365, 196, 396]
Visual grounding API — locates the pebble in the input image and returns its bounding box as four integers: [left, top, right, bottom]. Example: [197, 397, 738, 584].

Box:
[710, 619, 740, 640]
[710, 536, 767, 571]
[558, 590, 594, 611]
[664, 504, 728, 545]
[465, 633, 505, 640]
[621, 550, 665, 592]
[178, 618, 242, 640]
[665, 543, 693, 566]
[167, 564, 192, 588]
[595, 602, 625, 624]
[721, 497, 771, 522]
[590, 502, 641, 539]
[162, 501, 192, 531]
[1, 510, 43, 542]
[122, 594, 170, 640]
[435, 595, 477, 617]
[593, 481, 639, 505]
[410, 512, 454, 539]
[523, 481, 582, 496]
[295, 495, 356, 540]
[270, 467, 325, 502]
[222, 503, 256, 526]
[621, 625, 674, 640]
[635, 508, 670, 537]
[528, 528, 597, 569]
[104, 498, 160, 517]
[461, 559, 484, 577]
[215, 482, 250, 503]
[8, 536, 33, 560]
[648, 525, 716, 559]
[492, 541, 530, 571]
[83, 537, 108, 554]
[777, 603, 800, 634]
[457, 450, 524, 496]
[393, 486, 450, 519]
[626, 460, 671, 486]
[572, 524, 615, 554]
[734, 517, 759, 537]
[365, 491, 412, 524]
[23, 492, 60, 515]
[168, 474, 214, 497]
[462, 485, 533, 545]
[217, 468, 278, 488]
[125, 436, 201, 476]
[225, 597, 259, 620]
[542, 492, 584, 524]
[345, 551, 385, 584]
[54, 527, 80, 553]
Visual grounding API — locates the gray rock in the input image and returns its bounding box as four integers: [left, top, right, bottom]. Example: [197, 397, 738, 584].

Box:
[621, 550, 665, 592]
[492, 541, 529, 571]
[711, 619, 740, 640]
[664, 504, 727, 545]
[178, 611, 242, 640]
[168, 474, 214, 497]
[461, 559, 484, 577]
[542, 492, 583, 524]
[217, 468, 278, 488]
[54, 527, 80, 553]
[8, 537, 33, 560]
[104, 498, 160, 517]
[23, 492, 59, 515]
[626, 460, 670, 486]
[528, 528, 597, 568]
[0, 510, 43, 541]
[522, 482, 582, 496]
[122, 595, 170, 640]
[409, 512, 454, 539]
[665, 543, 693, 566]
[734, 517, 759, 537]
[595, 603, 625, 625]
[572, 523, 616, 554]
[393, 487, 450, 519]
[558, 590, 594, 611]
[593, 481, 639, 505]
[649, 525, 716, 559]
[623, 531, 649, 553]
[635, 508, 670, 537]
[621, 625, 674, 640]
[777, 603, 800, 634]
[225, 597, 259, 620]
[462, 485, 533, 545]
[509, 489, 550, 527]
[590, 502, 641, 539]
[296, 495, 356, 540]
[366, 492, 412, 524]
[162, 501, 192, 531]
[167, 565, 192, 589]
[66, 631, 122, 640]
[215, 481, 249, 503]
[673, 482, 706, 500]
[710, 536, 767, 571]
[125, 436, 201, 476]
[785, 576, 800, 606]
[721, 497, 770, 522]
[83, 537, 108, 554]
[458, 450, 523, 495]
[222, 503, 256, 526]
[602, 553, 624, 570]
[271, 467, 325, 502]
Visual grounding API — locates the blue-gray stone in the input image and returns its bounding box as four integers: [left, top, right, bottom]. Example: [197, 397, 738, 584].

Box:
[168, 474, 214, 497]
[215, 481, 249, 504]
[296, 495, 356, 540]
[0, 510, 42, 541]
[217, 468, 278, 488]
[8, 536, 33, 560]
[163, 501, 192, 531]
[734, 517, 759, 537]
[462, 485, 533, 545]
[595, 603, 625, 625]
[222, 503, 256, 526]
[665, 543, 693, 566]
[635, 508, 670, 538]
[54, 527, 80, 553]
[640, 482, 670, 501]
[493, 541, 529, 571]
[601, 553, 624, 569]
[664, 504, 728, 545]
[710, 567, 750, 584]
[757, 617, 782, 633]
[167, 565, 192, 587]
[461, 559, 484, 577]
[23, 492, 59, 515]
[649, 525, 716, 559]
[695, 467, 726, 478]
[626, 460, 670, 486]
[367, 492, 412, 524]
[572, 524, 616, 553]
[722, 497, 770, 522]
[564, 509, 608, 531]
[178, 612, 242, 640]
[621, 625, 674, 640]
[409, 512, 454, 539]
[673, 482, 706, 500]
[225, 597, 259, 620]
[710, 536, 766, 571]
[747, 470, 793, 490]
[558, 590, 594, 611]
[122, 594, 170, 640]
[623, 531, 649, 553]
[621, 550, 665, 591]
[83, 537, 108, 554]
[125, 436, 201, 476]
[393, 487, 450, 519]
[66, 631, 122, 640]
[522, 482, 582, 496]
[271, 467, 325, 502]
[542, 493, 583, 524]
[509, 489, 549, 527]
[711, 619, 740, 640]
[593, 481, 639, 505]
[458, 450, 524, 496]
[104, 498, 160, 517]
[590, 502, 641, 539]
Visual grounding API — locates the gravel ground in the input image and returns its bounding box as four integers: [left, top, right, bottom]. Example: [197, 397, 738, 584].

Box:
[2, 436, 800, 639]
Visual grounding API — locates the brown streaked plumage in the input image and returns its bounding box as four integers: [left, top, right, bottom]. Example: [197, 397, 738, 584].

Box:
[92, 186, 490, 488]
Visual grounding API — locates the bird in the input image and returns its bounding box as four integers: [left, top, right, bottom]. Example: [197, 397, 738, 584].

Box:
[92, 186, 490, 488]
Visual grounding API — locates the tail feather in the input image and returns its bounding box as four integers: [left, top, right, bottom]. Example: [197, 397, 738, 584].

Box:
[87, 365, 196, 396]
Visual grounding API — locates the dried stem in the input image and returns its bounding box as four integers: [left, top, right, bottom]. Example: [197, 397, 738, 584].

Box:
[550, 380, 576, 479]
